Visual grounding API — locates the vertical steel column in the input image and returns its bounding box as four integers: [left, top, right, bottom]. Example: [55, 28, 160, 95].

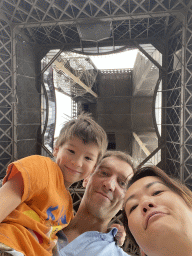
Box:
[12, 27, 17, 161]
[161, 39, 168, 171]
[180, 16, 186, 183]
[72, 100, 77, 118]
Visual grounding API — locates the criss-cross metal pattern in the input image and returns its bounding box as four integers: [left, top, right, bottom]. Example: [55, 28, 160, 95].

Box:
[182, 13, 192, 190]
[1, 0, 192, 255]
[164, 22, 183, 178]
[163, 11, 192, 191]
[0, 0, 189, 51]
[0, 20, 12, 178]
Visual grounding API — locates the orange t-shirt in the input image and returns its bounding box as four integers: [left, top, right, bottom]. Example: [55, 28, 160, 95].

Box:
[0, 155, 73, 256]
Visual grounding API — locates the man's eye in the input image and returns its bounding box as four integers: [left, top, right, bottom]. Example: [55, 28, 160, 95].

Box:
[119, 180, 127, 188]
[153, 190, 163, 196]
[130, 205, 137, 213]
[100, 170, 108, 176]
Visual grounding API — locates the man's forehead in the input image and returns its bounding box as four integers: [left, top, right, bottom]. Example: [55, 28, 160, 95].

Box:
[98, 156, 119, 167]
[97, 156, 133, 177]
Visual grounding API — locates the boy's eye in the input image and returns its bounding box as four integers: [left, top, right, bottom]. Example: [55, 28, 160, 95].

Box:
[85, 156, 92, 161]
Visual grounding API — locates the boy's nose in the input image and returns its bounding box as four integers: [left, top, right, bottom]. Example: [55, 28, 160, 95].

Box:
[71, 157, 83, 168]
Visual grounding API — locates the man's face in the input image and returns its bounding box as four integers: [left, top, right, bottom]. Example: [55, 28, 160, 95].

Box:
[83, 156, 133, 220]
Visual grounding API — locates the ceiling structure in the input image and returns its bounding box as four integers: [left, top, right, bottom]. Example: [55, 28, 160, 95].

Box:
[0, 1, 192, 254]
[0, 0, 189, 53]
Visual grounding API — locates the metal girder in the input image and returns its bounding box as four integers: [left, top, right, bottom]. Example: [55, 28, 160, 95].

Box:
[134, 41, 163, 71]
[54, 60, 98, 98]
[0, 19, 13, 177]
[16, 11, 179, 29]
[41, 49, 63, 74]
[133, 132, 151, 156]
[138, 143, 165, 168]
[179, 15, 187, 184]
[133, 56, 155, 93]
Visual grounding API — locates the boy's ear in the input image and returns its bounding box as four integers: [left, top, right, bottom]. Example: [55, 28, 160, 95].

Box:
[82, 175, 90, 188]
[83, 166, 96, 187]
[53, 146, 59, 157]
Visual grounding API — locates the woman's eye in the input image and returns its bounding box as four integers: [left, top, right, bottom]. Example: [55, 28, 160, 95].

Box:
[130, 205, 137, 213]
[153, 190, 163, 196]
[68, 149, 75, 154]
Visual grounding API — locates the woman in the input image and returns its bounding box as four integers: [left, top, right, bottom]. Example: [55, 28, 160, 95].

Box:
[123, 166, 192, 256]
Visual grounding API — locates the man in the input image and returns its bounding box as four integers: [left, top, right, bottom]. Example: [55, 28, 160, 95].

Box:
[54, 151, 134, 256]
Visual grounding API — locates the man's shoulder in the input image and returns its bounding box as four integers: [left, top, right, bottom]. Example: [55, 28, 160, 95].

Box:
[57, 229, 131, 256]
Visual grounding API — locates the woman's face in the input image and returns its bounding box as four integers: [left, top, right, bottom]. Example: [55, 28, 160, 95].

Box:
[124, 176, 192, 255]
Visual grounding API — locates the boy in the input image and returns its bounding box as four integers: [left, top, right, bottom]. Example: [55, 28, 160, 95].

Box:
[0, 114, 108, 256]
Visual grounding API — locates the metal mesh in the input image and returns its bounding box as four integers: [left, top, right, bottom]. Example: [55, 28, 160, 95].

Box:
[182, 12, 192, 190]
[1, 1, 192, 255]
[164, 24, 182, 178]
[52, 51, 98, 97]
[0, 20, 12, 178]
[41, 57, 56, 153]
[0, 0, 189, 54]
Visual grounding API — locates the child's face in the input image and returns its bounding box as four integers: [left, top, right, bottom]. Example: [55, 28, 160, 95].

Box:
[54, 136, 100, 189]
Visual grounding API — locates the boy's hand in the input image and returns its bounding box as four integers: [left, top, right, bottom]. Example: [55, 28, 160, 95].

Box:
[111, 223, 126, 247]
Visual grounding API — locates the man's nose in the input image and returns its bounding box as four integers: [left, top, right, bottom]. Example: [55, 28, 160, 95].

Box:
[103, 177, 116, 191]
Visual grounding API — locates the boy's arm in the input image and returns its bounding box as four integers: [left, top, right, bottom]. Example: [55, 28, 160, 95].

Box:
[0, 172, 23, 223]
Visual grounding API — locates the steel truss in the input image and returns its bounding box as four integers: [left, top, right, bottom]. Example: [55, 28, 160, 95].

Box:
[0, 19, 12, 178]
[0, 0, 192, 254]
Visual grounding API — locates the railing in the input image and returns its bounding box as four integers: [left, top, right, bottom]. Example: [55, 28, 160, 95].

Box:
[38, 143, 54, 158]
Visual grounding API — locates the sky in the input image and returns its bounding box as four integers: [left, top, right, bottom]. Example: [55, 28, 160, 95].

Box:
[54, 91, 72, 138]
[54, 49, 138, 138]
[90, 49, 138, 69]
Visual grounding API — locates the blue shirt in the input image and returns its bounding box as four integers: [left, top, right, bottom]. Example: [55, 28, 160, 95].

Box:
[55, 228, 130, 256]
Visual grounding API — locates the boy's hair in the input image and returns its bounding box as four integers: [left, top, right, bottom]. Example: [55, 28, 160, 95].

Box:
[122, 165, 192, 254]
[55, 113, 108, 164]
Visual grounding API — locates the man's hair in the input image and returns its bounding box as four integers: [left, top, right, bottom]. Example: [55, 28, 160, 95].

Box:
[102, 150, 135, 172]
[55, 113, 108, 164]
[122, 165, 192, 253]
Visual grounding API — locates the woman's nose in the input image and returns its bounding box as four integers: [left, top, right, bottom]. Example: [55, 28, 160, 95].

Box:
[142, 200, 156, 213]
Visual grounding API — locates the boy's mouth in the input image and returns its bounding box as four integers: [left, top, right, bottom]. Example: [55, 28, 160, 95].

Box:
[65, 165, 81, 174]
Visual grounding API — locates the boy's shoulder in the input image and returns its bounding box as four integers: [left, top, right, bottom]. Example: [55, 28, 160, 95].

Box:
[13, 155, 57, 169]
[19, 155, 53, 162]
